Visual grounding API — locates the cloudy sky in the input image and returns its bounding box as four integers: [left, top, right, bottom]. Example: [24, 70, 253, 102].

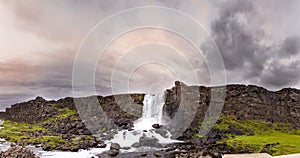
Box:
[0, 0, 300, 110]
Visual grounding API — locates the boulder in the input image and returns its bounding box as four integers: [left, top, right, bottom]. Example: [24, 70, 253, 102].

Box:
[154, 152, 161, 157]
[110, 143, 121, 150]
[1, 145, 40, 158]
[138, 136, 163, 148]
[154, 129, 169, 138]
[107, 149, 119, 157]
[152, 124, 162, 129]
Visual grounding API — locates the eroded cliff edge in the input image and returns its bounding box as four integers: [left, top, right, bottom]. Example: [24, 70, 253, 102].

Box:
[164, 81, 300, 130]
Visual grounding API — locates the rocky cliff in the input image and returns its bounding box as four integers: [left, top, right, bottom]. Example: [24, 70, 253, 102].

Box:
[0, 81, 299, 154]
[0, 94, 144, 151]
[164, 81, 300, 139]
[1, 81, 299, 135]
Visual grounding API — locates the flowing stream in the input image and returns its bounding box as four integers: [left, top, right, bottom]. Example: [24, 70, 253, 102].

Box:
[0, 93, 180, 158]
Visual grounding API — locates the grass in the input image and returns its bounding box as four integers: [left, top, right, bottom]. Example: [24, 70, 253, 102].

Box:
[0, 120, 68, 147]
[0, 120, 45, 143]
[227, 132, 300, 156]
[56, 108, 77, 119]
[42, 107, 78, 125]
[215, 116, 300, 156]
[0, 120, 84, 150]
[0, 106, 80, 149]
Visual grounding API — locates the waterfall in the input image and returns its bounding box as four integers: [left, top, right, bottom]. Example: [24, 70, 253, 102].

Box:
[141, 93, 165, 123]
[26, 93, 179, 157]
[134, 93, 165, 130]
[102, 92, 180, 148]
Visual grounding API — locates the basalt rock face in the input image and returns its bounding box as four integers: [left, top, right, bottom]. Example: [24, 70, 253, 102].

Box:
[0, 97, 58, 124]
[164, 81, 300, 138]
[0, 94, 144, 135]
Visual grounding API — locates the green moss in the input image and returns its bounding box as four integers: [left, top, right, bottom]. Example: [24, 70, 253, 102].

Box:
[51, 104, 58, 108]
[41, 136, 73, 150]
[0, 106, 79, 149]
[136, 95, 144, 101]
[71, 137, 82, 142]
[216, 116, 300, 156]
[0, 120, 45, 133]
[165, 101, 173, 105]
[0, 120, 52, 146]
[99, 98, 104, 103]
[0, 121, 80, 150]
[43, 108, 78, 125]
[56, 108, 77, 119]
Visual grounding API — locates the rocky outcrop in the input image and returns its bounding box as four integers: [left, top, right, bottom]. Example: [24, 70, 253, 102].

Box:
[0, 94, 144, 152]
[42, 114, 91, 135]
[0, 94, 144, 132]
[0, 81, 299, 155]
[0, 145, 39, 158]
[164, 81, 300, 139]
[0, 97, 58, 124]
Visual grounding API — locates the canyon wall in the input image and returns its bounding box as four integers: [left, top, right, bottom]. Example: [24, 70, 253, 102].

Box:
[164, 81, 300, 129]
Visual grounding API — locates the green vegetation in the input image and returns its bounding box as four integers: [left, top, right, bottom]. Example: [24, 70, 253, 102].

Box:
[43, 106, 78, 124]
[0, 119, 85, 150]
[0, 120, 68, 147]
[0, 120, 45, 143]
[165, 101, 173, 105]
[56, 108, 77, 119]
[215, 116, 300, 156]
[0, 106, 80, 150]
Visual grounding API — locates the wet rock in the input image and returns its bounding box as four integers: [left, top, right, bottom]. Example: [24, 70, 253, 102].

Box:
[154, 129, 169, 138]
[1, 145, 40, 158]
[131, 142, 140, 148]
[95, 154, 102, 158]
[211, 152, 222, 158]
[139, 152, 148, 157]
[107, 149, 119, 157]
[110, 143, 121, 150]
[152, 124, 162, 129]
[165, 146, 176, 152]
[154, 152, 161, 157]
[138, 136, 163, 148]
[42, 144, 52, 151]
[10, 143, 16, 147]
[121, 146, 131, 150]
[70, 147, 79, 152]
[98, 143, 107, 148]
[106, 143, 121, 157]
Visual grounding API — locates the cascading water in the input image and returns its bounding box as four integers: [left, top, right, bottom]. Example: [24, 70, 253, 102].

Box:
[134, 93, 165, 130]
[19, 93, 180, 157]
[105, 93, 180, 148]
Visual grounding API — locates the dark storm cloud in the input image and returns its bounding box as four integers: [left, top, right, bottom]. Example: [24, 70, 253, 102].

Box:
[279, 36, 300, 57]
[1, 0, 300, 109]
[209, 0, 300, 88]
[261, 61, 300, 87]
